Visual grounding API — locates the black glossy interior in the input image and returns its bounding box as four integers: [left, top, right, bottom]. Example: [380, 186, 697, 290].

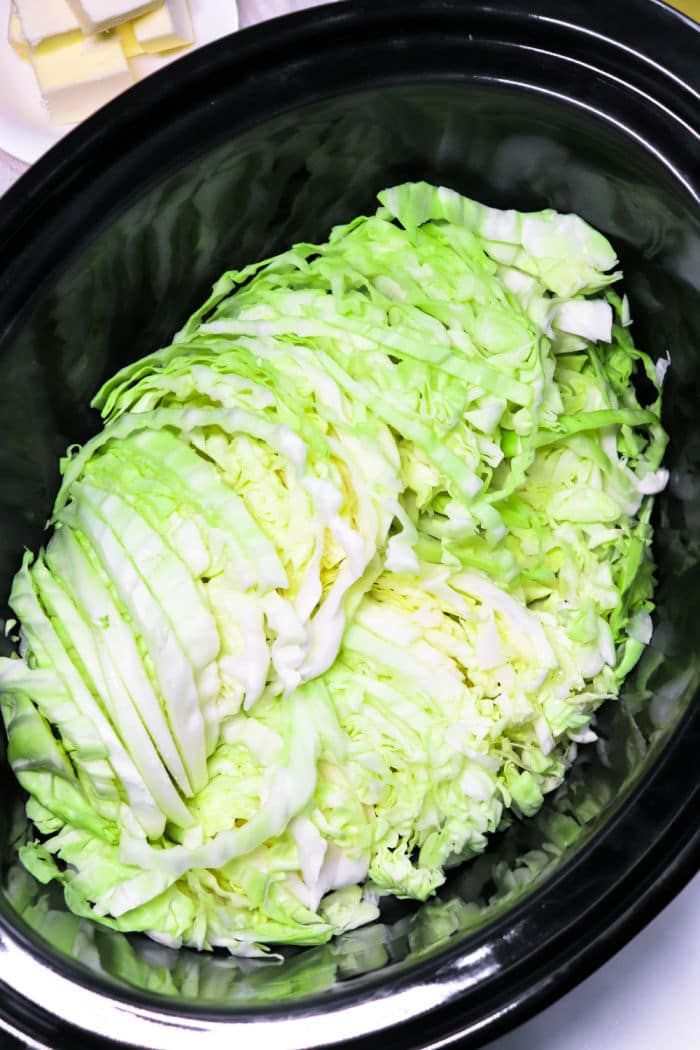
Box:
[0, 3, 697, 1047]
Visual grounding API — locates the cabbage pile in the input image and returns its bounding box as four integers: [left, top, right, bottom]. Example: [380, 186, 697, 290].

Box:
[0, 183, 667, 954]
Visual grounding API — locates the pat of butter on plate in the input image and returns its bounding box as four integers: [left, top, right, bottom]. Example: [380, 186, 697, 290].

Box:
[116, 21, 145, 57]
[69, 0, 161, 34]
[132, 0, 193, 53]
[14, 0, 80, 47]
[8, 8, 30, 59]
[1, 0, 239, 163]
[29, 31, 134, 125]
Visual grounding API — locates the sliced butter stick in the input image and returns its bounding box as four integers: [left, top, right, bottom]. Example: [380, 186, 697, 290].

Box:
[67, 0, 161, 34]
[30, 32, 134, 125]
[14, 0, 80, 48]
[117, 21, 146, 58]
[8, 6, 30, 60]
[132, 0, 193, 54]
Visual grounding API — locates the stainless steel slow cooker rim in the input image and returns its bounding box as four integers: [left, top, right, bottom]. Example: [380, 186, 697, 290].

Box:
[0, 1, 697, 1047]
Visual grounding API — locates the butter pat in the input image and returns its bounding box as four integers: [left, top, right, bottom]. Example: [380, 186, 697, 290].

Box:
[68, 0, 160, 34]
[8, 7, 30, 59]
[132, 0, 193, 54]
[14, 0, 80, 47]
[117, 21, 145, 58]
[30, 32, 133, 125]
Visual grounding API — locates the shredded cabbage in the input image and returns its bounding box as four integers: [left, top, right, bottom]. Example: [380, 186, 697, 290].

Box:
[0, 183, 666, 953]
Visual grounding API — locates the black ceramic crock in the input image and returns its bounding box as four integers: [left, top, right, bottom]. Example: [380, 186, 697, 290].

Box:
[0, 2, 698, 1047]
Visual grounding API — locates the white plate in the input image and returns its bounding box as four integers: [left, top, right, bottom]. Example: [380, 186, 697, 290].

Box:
[0, 0, 239, 164]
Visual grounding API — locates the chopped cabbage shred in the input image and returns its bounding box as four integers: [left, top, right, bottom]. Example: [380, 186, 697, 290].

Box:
[0, 183, 667, 954]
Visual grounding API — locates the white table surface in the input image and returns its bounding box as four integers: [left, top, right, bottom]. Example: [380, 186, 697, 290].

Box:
[1, 3, 698, 1048]
[486, 874, 700, 1050]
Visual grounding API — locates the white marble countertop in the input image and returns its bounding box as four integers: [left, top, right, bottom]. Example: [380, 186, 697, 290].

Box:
[1, 3, 698, 1048]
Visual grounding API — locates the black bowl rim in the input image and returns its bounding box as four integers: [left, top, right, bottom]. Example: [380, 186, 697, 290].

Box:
[0, 2, 698, 1048]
